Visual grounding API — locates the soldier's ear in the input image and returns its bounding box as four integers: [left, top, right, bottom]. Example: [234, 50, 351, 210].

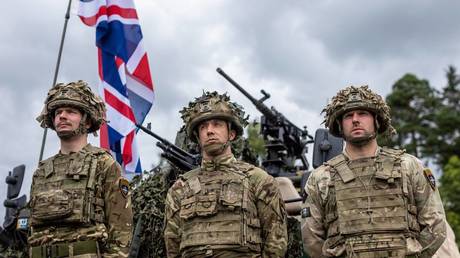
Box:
[85, 117, 92, 129]
[229, 129, 236, 141]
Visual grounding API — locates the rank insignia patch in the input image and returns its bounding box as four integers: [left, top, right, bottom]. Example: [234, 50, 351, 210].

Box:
[119, 177, 130, 198]
[423, 168, 436, 190]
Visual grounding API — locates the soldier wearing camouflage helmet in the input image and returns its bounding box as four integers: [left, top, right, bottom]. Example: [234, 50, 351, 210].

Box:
[29, 81, 133, 257]
[164, 91, 288, 257]
[301, 85, 446, 258]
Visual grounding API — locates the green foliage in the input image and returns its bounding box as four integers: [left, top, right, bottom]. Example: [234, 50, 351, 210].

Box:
[246, 120, 266, 157]
[382, 73, 440, 157]
[384, 66, 460, 250]
[131, 167, 172, 258]
[433, 66, 460, 165]
[382, 67, 460, 167]
[440, 156, 460, 247]
[286, 217, 309, 258]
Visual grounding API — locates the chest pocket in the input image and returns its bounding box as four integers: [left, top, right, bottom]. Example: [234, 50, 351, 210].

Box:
[66, 155, 91, 179]
[220, 179, 243, 209]
[179, 193, 218, 220]
[374, 161, 402, 190]
[32, 189, 73, 221]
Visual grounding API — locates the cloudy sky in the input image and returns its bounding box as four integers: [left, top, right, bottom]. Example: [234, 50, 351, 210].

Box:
[1, 0, 459, 223]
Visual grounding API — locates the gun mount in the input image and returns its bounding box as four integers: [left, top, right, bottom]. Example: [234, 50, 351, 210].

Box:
[217, 68, 314, 177]
[136, 123, 201, 172]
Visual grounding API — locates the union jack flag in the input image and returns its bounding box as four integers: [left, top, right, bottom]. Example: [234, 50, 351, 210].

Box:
[78, 0, 154, 174]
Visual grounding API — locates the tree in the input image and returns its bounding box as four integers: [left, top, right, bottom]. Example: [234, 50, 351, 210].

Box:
[384, 67, 460, 249]
[246, 120, 266, 158]
[433, 66, 460, 165]
[382, 73, 440, 158]
[439, 155, 460, 247]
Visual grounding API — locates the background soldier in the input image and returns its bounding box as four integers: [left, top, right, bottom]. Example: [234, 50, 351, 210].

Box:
[30, 81, 133, 257]
[164, 91, 288, 257]
[301, 85, 446, 257]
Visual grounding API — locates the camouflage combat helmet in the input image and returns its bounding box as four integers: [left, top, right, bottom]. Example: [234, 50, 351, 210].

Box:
[180, 91, 249, 142]
[37, 80, 106, 133]
[322, 85, 395, 137]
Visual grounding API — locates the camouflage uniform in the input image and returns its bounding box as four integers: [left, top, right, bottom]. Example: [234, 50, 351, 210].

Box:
[29, 81, 133, 257]
[433, 222, 460, 258]
[164, 92, 288, 258]
[301, 86, 446, 258]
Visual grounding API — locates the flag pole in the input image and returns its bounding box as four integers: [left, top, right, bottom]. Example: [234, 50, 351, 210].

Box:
[38, 0, 73, 162]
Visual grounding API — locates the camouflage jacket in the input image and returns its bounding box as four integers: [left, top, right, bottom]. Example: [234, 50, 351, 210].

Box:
[28, 144, 133, 256]
[301, 147, 446, 258]
[164, 153, 288, 258]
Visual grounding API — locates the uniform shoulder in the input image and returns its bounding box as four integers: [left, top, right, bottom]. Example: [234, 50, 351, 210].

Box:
[380, 146, 405, 156]
[243, 163, 270, 180]
[234, 160, 255, 172]
[310, 164, 330, 179]
[182, 167, 201, 179]
[35, 155, 56, 177]
[168, 168, 200, 193]
[85, 144, 112, 156]
[399, 152, 425, 176]
[400, 152, 421, 163]
[37, 155, 56, 168]
[306, 164, 332, 188]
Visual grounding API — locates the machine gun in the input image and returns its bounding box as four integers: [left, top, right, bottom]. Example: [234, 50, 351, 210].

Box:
[217, 68, 314, 179]
[136, 123, 201, 172]
[1, 164, 29, 256]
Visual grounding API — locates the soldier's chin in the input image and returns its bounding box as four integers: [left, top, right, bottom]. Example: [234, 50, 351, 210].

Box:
[345, 133, 375, 146]
[56, 130, 78, 140]
[203, 142, 226, 157]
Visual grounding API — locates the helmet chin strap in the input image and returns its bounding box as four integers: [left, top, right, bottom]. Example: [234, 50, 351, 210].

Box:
[344, 132, 376, 146]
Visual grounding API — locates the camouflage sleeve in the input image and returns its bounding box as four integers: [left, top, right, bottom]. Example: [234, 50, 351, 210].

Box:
[405, 157, 446, 257]
[251, 168, 288, 257]
[301, 166, 328, 258]
[164, 179, 184, 258]
[102, 158, 133, 257]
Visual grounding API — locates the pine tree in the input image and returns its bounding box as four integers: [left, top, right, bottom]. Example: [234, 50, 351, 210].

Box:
[383, 73, 440, 158]
[439, 155, 460, 247]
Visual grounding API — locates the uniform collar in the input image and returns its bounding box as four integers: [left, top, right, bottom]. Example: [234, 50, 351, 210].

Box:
[58, 143, 92, 156]
[343, 146, 381, 160]
[201, 153, 236, 171]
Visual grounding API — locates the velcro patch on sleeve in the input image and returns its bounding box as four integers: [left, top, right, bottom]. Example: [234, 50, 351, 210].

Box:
[423, 168, 436, 190]
[119, 177, 130, 198]
[301, 207, 311, 218]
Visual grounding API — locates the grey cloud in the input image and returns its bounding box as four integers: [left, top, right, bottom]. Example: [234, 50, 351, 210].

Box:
[1, 0, 460, 224]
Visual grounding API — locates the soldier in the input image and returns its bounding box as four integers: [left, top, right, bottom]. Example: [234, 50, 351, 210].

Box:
[164, 91, 288, 257]
[301, 85, 446, 257]
[29, 81, 133, 257]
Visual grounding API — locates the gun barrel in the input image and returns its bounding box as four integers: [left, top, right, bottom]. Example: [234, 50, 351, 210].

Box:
[217, 68, 257, 103]
[136, 123, 163, 141]
[217, 68, 276, 120]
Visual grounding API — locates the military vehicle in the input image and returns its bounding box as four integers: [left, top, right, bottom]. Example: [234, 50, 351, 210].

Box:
[0, 165, 29, 258]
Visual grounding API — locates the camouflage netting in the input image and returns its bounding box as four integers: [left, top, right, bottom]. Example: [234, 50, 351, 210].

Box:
[180, 91, 249, 141]
[36, 80, 106, 133]
[0, 247, 27, 258]
[287, 217, 309, 258]
[322, 85, 396, 137]
[130, 164, 177, 258]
